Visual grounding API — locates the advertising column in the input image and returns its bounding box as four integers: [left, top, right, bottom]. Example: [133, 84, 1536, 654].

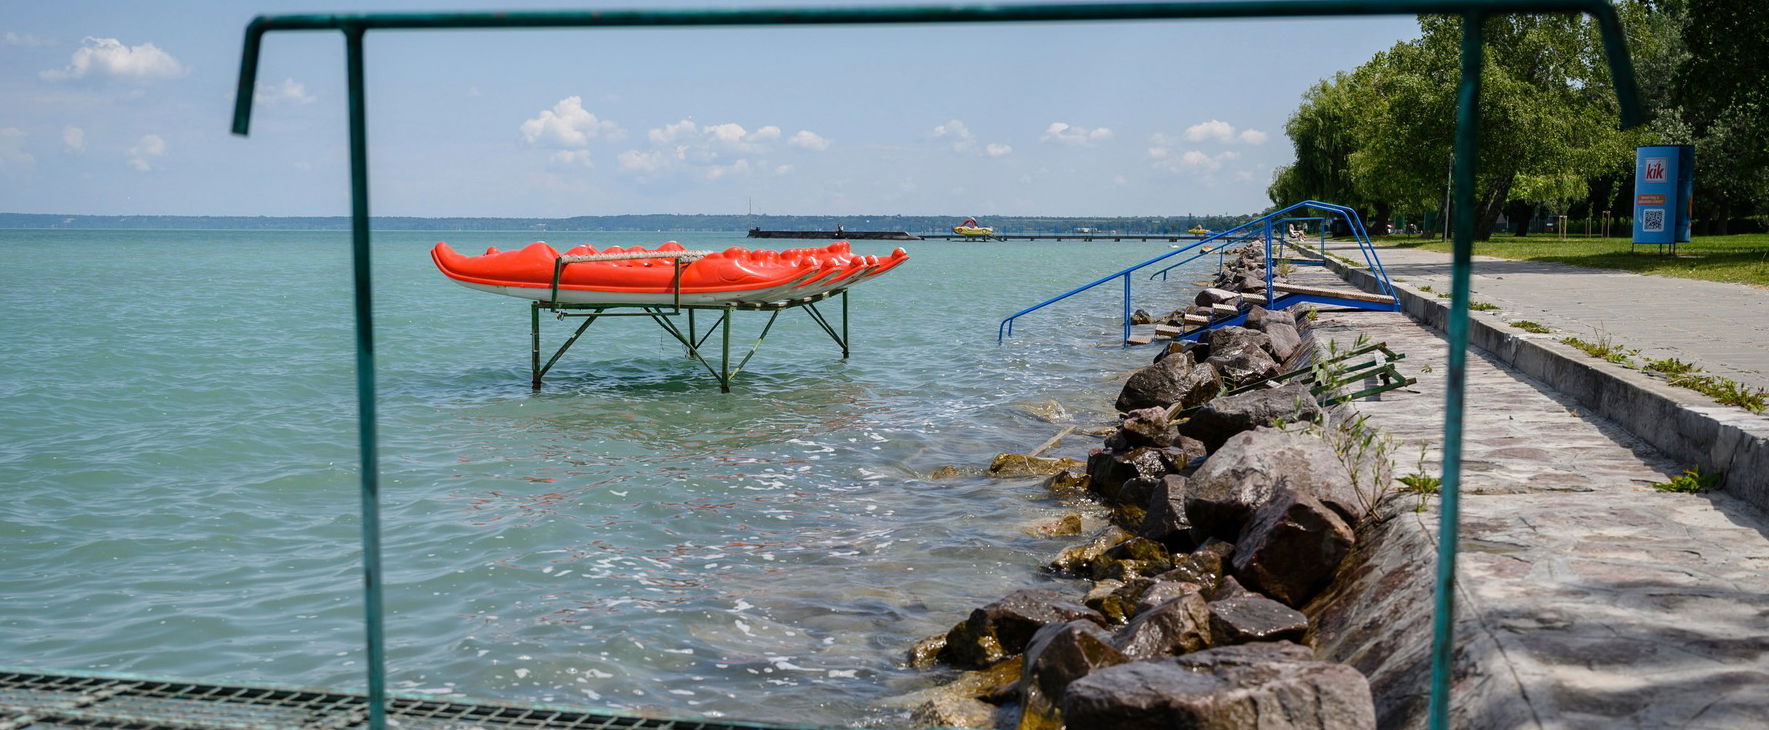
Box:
[1633, 144, 1694, 246]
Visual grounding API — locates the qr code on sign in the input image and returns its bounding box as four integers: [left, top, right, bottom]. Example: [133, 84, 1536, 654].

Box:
[1642, 208, 1666, 232]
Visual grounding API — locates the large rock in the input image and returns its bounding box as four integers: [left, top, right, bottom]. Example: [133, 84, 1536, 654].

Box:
[1133, 580, 1205, 616]
[1085, 447, 1183, 507]
[1130, 308, 1154, 325]
[1246, 305, 1297, 332]
[1106, 407, 1177, 450]
[1137, 475, 1195, 551]
[1184, 427, 1359, 542]
[1195, 287, 1240, 307]
[1177, 380, 1323, 450]
[1116, 352, 1222, 413]
[1018, 620, 1129, 730]
[1205, 347, 1282, 389]
[909, 695, 996, 729]
[1207, 326, 1271, 357]
[1262, 322, 1304, 362]
[1062, 643, 1376, 730]
[1231, 489, 1356, 608]
[1112, 583, 1213, 660]
[939, 589, 1107, 668]
[1042, 466, 1090, 500]
[1208, 595, 1310, 646]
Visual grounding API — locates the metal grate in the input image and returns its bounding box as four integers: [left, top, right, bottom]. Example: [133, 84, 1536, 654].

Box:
[0, 672, 826, 730]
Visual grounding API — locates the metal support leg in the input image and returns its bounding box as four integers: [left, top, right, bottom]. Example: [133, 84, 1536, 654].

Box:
[530, 302, 542, 389]
[535, 312, 600, 386]
[841, 290, 849, 359]
[720, 307, 732, 393]
[687, 308, 698, 359]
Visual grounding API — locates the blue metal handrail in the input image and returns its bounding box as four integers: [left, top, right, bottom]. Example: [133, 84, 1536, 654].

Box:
[995, 220, 1262, 343]
[1147, 230, 1261, 281]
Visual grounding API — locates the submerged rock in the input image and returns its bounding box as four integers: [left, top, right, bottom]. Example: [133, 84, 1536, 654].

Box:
[909, 695, 996, 729]
[1049, 526, 1133, 575]
[1022, 513, 1084, 538]
[1041, 467, 1090, 500]
[990, 453, 1085, 478]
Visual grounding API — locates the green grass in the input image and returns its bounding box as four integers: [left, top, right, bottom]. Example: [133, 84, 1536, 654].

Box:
[1667, 374, 1768, 413]
[1643, 357, 1697, 376]
[1560, 334, 1635, 366]
[1650, 467, 1722, 494]
[1469, 301, 1499, 311]
[1390, 233, 1769, 287]
[1510, 320, 1552, 333]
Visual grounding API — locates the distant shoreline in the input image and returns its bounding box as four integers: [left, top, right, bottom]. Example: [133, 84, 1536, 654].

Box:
[0, 212, 1256, 235]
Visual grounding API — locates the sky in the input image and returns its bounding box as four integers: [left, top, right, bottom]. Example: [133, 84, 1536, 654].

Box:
[0, 1, 1422, 218]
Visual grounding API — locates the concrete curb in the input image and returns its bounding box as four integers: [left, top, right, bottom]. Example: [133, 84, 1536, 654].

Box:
[1321, 256, 1769, 510]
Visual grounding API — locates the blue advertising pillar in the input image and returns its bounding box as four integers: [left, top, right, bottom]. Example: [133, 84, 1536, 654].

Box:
[1632, 144, 1694, 253]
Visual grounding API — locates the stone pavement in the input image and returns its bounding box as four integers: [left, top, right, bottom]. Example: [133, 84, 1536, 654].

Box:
[1306, 307, 1769, 728]
[1363, 243, 1769, 393]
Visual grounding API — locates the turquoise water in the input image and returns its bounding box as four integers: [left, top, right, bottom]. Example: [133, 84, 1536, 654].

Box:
[0, 229, 1214, 725]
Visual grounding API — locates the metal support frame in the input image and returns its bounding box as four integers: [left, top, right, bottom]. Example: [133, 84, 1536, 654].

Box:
[529, 290, 850, 393]
[224, 5, 1641, 730]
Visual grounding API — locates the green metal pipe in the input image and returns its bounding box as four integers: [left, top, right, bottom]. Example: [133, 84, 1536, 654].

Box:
[342, 25, 387, 730]
[1429, 11, 1484, 730]
[721, 308, 732, 393]
[229, 1, 1641, 137]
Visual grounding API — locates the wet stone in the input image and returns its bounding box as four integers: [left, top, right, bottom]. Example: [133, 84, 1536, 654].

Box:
[990, 453, 1085, 478]
[1231, 489, 1356, 608]
[1018, 620, 1129, 730]
[1112, 583, 1213, 660]
[1207, 594, 1310, 646]
[1177, 381, 1323, 451]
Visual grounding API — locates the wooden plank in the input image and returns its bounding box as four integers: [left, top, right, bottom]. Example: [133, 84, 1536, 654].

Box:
[1183, 314, 1210, 324]
[1271, 281, 1396, 304]
[1027, 425, 1079, 458]
[1210, 303, 1239, 316]
[1154, 324, 1184, 337]
[1126, 334, 1155, 346]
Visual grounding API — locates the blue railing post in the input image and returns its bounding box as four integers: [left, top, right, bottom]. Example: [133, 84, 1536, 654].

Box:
[1122, 273, 1133, 343]
[1263, 218, 1275, 304]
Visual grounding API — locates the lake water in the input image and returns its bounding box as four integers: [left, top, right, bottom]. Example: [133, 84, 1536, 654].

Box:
[0, 229, 1215, 726]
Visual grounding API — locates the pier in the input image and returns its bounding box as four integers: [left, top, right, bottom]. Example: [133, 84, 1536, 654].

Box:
[920, 232, 1208, 242]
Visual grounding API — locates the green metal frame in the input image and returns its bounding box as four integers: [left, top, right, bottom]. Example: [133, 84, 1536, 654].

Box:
[529, 290, 850, 393]
[227, 4, 1642, 730]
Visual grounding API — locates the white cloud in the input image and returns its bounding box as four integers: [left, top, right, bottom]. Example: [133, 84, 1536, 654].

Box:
[649, 119, 699, 145]
[0, 128, 34, 170]
[1148, 133, 1241, 173]
[4, 32, 55, 48]
[520, 96, 621, 149]
[41, 37, 186, 82]
[617, 148, 671, 174]
[61, 125, 84, 153]
[1041, 122, 1113, 146]
[788, 130, 830, 151]
[549, 149, 593, 167]
[256, 77, 315, 105]
[703, 158, 752, 181]
[931, 119, 976, 151]
[1183, 120, 1236, 143]
[1180, 119, 1269, 145]
[985, 143, 1013, 157]
[126, 133, 165, 171]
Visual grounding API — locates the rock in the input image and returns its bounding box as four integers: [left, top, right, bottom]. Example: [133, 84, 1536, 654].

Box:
[1112, 583, 1212, 660]
[1130, 580, 1200, 615]
[1169, 434, 1209, 468]
[1103, 536, 1170, 563]
[1153, 339, 1208, 365]
[1207, 574, 1254, 602]
[1262, 322, 1303, 362]
[1177, 380, 1323, 450]
[1085, 447, 1175, 506]
[1130, 308, 1154, 325]
[909, 695, 996, 729]
[991, 453, 1085, 478]
[1155, 539, 1235, 592]
[1116, 352, 1222, 413]
[1207, 326, 1270, 356]
[1195, 287, 1239, 307]
[1208, 595, 1310, 646]
[1231, 489, 1356, 608]
[939, 590, 1107, 669]
[1184, 427, 1358, 541]
[1063, 644, 1375, 730]
[1048, 526, 1133, 575]
[1176, 640, 1315, 666]
[1245, 305, 1297, 332]
[1084, 580, 1130, 624]
[1091, 557, 1172, 582]
[1108, 407, 1177, 450]
[1041, 467, 1090, 500]
[1138, 474, 1195, 551]
[908, 633, 948, 669]
[1023, 513, 1084, 538]
[1019, 621, 1130, 730]
[930, 465, 965, 479]
[884, 655, 1023, 713]
[1204, 347, 1281, 389]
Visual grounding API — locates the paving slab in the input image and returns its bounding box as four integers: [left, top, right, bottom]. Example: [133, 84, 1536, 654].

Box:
[1306, 306, 1769, 728]
[1365, 243, 1769, 393]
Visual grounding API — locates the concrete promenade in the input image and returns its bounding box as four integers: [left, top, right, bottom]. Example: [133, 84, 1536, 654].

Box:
[1306, 306, 1769, 728]
[1362, 243, 1769, 393]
